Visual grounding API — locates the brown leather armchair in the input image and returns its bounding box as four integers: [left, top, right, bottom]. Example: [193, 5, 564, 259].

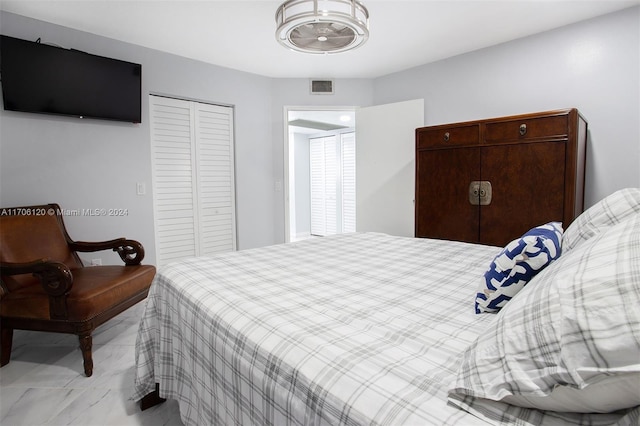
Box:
[0, 203, 156, 376]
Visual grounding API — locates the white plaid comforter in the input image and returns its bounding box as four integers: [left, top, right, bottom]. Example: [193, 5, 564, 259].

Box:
[134, 233, 499, 425]
[135, 232, 636, 425]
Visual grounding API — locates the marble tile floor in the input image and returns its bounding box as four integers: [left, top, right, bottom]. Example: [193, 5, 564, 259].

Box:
[0, 301, 184, 426]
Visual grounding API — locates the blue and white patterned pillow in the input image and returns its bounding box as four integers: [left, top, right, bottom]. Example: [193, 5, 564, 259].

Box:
[475, 222, 563, 314]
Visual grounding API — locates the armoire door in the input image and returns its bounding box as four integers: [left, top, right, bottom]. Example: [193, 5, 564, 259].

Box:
[479, 141, 566, 246]
[415, 147, 480, 243]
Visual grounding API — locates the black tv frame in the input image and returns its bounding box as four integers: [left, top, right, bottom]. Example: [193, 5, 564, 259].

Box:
[0, 35, 142, 123]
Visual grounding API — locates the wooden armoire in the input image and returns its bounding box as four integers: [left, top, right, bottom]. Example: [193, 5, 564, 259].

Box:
[414, 108, 587, 247]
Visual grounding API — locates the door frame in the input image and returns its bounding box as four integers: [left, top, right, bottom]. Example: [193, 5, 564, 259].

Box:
[283, 105, 357, 243]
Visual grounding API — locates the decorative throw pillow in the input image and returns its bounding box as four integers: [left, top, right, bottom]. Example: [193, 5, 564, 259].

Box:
[562, 187, 640, 253]
[451, 213, 640, 413]
[475, 222, 562, 314]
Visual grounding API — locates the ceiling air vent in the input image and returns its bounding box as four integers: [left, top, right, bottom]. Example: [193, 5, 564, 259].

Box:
[310, 79, 334, 95]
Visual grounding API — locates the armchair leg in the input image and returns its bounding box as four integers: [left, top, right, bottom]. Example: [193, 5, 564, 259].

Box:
[78, 334, 93, 377]
[1, 327, 13, 367]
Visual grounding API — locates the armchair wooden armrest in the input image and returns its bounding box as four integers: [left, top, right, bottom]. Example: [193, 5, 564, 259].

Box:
[1, 259, 73, 319]
[69, 238, 145, 266]
[0, 259, 73, 297]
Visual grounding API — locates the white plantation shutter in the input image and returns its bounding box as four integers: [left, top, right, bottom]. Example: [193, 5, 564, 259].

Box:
[310, 137, 326, 236]
[341, 132, 356, 233]
[150, 95, 236, 266]
[310, 136, 338, 237]
[324, 136, 337, 235]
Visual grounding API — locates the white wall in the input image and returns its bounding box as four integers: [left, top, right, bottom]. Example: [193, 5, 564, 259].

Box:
[373, 6, 640, 208]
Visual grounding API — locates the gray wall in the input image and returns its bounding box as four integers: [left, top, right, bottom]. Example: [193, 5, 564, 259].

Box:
[1, 6, 638, 263]
[373, 6, 640, 208]
[0, 12, 375, 260]
[0, 11, 277, 265]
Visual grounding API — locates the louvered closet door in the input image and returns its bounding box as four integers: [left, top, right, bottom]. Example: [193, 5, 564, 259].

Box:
[324, 136, 337, 235]
[341, 132, 356, 233]
[150, 95, 236, 266]
[194, 103, 236, 255]
[150, 96, 198, 265]
[310, 138, 327, 236]
[310, 136, 337, 236]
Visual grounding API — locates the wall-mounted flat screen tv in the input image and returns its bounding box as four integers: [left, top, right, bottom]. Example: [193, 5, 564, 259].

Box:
[0, 35, 141, 123]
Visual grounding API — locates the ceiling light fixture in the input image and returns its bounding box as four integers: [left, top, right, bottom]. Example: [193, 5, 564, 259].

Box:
[275, 0, 370, 54]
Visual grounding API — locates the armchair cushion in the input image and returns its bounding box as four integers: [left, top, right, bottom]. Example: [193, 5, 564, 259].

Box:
[1, 265, 155, 321]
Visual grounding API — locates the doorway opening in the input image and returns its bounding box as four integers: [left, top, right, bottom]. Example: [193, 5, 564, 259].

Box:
[285, 107, 356, 242]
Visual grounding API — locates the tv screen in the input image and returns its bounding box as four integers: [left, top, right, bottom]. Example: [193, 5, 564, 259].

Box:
[0, 35, 141, 123]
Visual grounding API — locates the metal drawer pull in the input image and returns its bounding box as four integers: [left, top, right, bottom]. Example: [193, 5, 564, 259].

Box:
[519, 123, 527, 136]
[443, 132, 450, 142]
[469, 181, 492, 205]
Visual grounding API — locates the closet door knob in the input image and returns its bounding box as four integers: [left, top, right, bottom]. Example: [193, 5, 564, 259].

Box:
[519, 124, 527, 136]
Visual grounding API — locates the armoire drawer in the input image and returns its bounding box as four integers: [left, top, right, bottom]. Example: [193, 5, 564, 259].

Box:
[484, 114, 568, 143]
[417, 124, 480, 148]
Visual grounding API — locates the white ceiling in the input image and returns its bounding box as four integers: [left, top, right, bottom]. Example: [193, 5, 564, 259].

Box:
[289, 109, 356, 134]
[1, 0, 638, 79]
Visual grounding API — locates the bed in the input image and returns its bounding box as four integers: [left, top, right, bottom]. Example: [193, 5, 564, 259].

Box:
[133, 188, 640, 425]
